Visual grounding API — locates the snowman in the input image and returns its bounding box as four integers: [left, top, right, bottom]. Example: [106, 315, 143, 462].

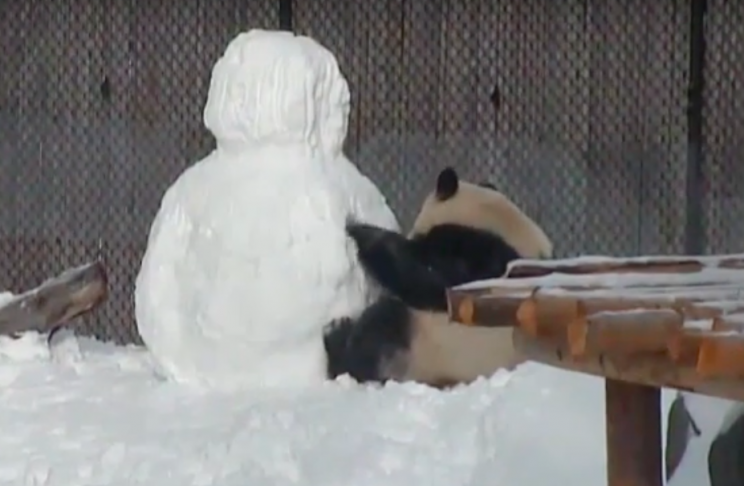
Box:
[134, 29, 399, 390]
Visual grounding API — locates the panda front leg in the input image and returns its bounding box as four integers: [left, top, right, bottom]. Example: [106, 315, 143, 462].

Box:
[346, 221, 449, 312]
[323, 295, 417, 384]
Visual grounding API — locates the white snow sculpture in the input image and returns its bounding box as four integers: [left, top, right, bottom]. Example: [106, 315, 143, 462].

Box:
[134, 29, 399, 390]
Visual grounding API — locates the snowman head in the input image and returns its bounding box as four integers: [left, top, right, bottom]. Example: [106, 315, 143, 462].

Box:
[203, 29, 351, 157]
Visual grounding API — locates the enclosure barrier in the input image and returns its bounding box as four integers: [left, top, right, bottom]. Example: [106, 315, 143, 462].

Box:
[446, 254, 744, 486]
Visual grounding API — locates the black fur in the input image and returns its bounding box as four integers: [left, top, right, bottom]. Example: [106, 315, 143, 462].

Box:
[436, 168, 460, 201]
[324, 295, 414, 383]
[437, 168, 496, 198]
[346, 220, 519, 313]
[345, 221, 449, 312]
[409, 224, 520, 291]
[324, 167, 527, 385]
[325, 219, 522, 384]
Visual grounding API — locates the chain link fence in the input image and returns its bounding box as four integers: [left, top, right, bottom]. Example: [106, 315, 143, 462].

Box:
[0, 0, 739, 345]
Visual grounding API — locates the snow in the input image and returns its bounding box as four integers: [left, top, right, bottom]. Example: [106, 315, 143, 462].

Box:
[134, 29, 399, 390]
[0, 331, 694, 486]
[458, 266, 744, 292]
[0, 330, 731, 486]
[684, 318, 717, 330]
[507, 253, 744, 270]
[0, 291, 14, 306]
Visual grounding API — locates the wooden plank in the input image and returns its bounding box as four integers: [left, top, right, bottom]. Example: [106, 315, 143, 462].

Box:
[511, 327, 744, 402]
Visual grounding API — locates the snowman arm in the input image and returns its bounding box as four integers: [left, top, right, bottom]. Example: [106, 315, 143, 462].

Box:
[341, 157, 401, 233]
[135, 187, 193, 318]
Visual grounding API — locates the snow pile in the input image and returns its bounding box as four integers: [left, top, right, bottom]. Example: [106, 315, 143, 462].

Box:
[0, 333, 611, 486]
[0, 291, 14, 307]
[0, 331, 726, 485]
[134, 29, 398, 391]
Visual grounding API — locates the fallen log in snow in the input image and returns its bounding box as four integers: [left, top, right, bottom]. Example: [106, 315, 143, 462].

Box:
[0, 260, 108, 338]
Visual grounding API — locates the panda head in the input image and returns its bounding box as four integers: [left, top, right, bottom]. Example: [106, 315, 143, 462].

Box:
[410, 167, 553, 260]
[331, 168, 554, 387]
[344, 167, 553, 313]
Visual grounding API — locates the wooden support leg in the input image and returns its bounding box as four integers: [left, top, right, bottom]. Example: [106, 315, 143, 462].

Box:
[605, 378, 663, 486]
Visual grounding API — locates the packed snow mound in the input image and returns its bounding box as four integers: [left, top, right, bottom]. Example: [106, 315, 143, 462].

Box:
[0, 331, 721, 486]
[135, 29, 399, 390]
[0, 291, 13, 310]
[0, 332, 616, 486]
[203, 29, 350, 156]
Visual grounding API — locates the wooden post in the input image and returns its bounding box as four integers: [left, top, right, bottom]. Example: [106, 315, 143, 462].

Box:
[605, 379, 663, 486]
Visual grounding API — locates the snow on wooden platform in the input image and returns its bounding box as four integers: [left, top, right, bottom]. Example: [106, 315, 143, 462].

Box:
[447, 253, 744, 402]
[447, 253, 744, 486]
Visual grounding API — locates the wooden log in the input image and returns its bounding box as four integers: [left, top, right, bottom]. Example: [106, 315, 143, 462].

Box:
[447, 288, 531, 326]
[508, 258, 703, 278]
[567, 307, 684, 358]
[453, 276, 744, 303]
[506, 254, 744, 279]
[689, 302, 744, 319]
[667, 327, 714, 365]
[0, 261, 108, 336]
[447, 281, 540, 302]
[449, 284, 744, 316]
[511, 328, 744, 402]
[605, 379, 663, 486]
[452, 284, 744, 330]
[711, 313, 744, 331]
[697, 332, 744, 379]
[515, 289, 580, 339]
[514, 292, 684, 338]
[666, 323, 744, 369]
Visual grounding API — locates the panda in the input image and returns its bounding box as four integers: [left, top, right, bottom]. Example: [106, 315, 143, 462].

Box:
[323, 166, 553, 388]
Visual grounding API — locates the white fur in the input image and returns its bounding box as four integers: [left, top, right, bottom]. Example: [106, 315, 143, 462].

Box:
[410, 179, 553, 259]
[405, 311, 520, 385]
[401, 171, 552, 385]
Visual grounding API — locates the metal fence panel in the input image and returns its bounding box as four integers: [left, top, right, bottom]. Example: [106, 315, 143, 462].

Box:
[704, 0, 744, 254]
[0, 0, 276, 344]
[296, 0, 690, 258]
[0, 0, 738, 344]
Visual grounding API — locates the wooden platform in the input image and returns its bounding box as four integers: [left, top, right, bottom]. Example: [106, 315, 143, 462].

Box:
[445, 253, 744, 486]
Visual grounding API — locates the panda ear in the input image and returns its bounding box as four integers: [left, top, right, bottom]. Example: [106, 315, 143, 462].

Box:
[435, 167, 459, 201]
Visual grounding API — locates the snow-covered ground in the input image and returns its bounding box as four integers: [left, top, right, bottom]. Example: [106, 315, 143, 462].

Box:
[0, 330, 716, 486]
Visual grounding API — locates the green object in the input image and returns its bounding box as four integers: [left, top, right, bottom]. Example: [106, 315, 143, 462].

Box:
[709, 409, 744, 486]
[666, 393, 701, 481]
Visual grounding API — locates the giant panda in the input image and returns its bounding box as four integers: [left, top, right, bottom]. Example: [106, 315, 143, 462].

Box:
[323, 166, 553, 388]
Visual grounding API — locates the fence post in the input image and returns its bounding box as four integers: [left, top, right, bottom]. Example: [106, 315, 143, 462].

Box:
[278, 0, 293, 31]
[665, 2, 707, 481]
[684, 0, 707, 255]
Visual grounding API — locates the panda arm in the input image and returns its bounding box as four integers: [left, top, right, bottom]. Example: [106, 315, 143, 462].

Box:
[346, 221, 450, 312]
[414, 224, 521, 285]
